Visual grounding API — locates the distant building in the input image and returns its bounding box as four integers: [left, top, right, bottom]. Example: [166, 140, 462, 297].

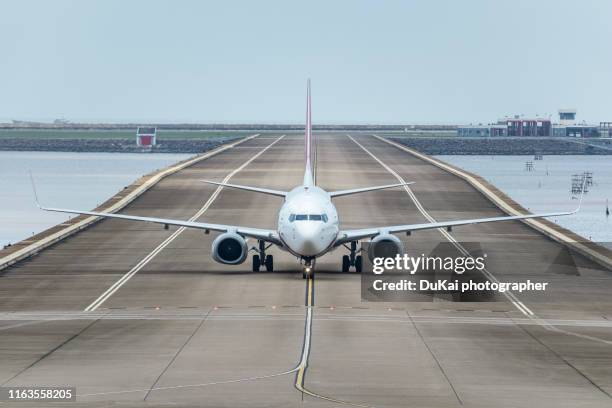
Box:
[552, 124, 567, 137]
[456, 124, 507, 137]
[600, 122, 612, 138]
[565, 125, 600, 138]
[505, 118, 552, 136]
[552, 110, 600, 138]
[553, 124, 599, 138]
[558, 109, 577, 125]
[459, 109, 603, 138]
[457, 125, 491, 137]
[490, 124, 507, 137]
[136, 127, 157, 147]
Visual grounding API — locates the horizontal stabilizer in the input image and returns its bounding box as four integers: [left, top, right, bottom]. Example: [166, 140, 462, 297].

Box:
[202, 180, 288, 197]
[329, 182, 414, 198]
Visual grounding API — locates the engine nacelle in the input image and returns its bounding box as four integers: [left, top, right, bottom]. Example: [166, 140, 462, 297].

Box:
[367, 234, 405, 262]
[211, 232, 248, 265]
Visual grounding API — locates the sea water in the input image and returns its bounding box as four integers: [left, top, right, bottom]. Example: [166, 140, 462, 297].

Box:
[436, 155, 612, 244]
[0, 151, 192, 247]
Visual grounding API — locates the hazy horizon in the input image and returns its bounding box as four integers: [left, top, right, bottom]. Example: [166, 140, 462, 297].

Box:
[2, 0, 611, 124]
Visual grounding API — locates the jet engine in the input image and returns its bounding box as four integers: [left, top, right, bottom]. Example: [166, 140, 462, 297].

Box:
[367, 234, 405, 262]
[211, 232, 248, 265]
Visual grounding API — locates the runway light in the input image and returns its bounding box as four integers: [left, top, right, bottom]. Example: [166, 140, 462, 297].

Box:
[213, 306, 219, 311]
[387, 308, 393, 311]
[155, 306, 160, 311]
[330, 306, 335, 311]
[271, 305, 277, 310]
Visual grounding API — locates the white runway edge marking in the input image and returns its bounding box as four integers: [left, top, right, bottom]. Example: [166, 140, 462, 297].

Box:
[375, 136, 612, 270]
[0, 134, 260, 272]
[347, 135, 535, 317]
[84, 135, 286, 312]
[356, 135, 612, 347]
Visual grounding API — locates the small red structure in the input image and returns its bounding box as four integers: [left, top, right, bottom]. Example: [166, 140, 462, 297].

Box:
[136, 127, 157, 147]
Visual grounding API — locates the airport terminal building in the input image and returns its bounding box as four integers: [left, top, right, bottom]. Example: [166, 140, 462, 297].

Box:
[458, 109, 605, 138]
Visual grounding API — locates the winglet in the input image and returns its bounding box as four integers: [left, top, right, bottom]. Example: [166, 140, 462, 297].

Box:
[573, 178, 587, 214]
[29, 170, 42, 209]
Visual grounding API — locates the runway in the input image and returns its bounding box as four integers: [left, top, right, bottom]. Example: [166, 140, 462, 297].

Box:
[1, 134, 612, 407]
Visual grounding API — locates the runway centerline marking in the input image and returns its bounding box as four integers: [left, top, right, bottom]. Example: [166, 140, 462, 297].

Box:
[84, 135, 285, 312]
[293, 276, 376, 408]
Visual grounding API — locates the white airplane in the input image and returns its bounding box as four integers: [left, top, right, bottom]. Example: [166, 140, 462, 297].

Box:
[35, 81, 581, 278]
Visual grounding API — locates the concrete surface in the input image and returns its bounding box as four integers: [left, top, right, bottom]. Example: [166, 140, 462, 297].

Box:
[0, 134, 611, 407]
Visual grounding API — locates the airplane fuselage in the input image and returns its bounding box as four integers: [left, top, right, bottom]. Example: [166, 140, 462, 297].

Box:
[278, 185, 339, 258]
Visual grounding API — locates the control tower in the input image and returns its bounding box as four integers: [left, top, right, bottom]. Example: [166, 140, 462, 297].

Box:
[558, 109, 576, 125]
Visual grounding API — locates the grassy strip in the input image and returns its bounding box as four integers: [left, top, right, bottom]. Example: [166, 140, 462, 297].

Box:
[0, 130, 252, 140]
[377, 131, 457, 138]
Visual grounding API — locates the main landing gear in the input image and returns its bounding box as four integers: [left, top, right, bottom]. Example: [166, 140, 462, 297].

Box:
[252, 240, 273, 272]
[342, 241, 362, 273]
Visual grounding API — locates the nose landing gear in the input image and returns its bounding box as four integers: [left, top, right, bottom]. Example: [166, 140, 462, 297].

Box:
[302, 258, 314, 279]
[252, 240, 273, 272]
[342, 241, 363, 273]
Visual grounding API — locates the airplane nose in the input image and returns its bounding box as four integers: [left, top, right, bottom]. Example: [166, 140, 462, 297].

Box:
[297, 222, 319, 238]
[295, 223, 323, 256]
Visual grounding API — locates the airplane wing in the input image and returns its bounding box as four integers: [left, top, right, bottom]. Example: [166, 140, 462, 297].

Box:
[329, 182, 414, 198]
[335, 207, 581, 246]
[39, 205, 282, 246]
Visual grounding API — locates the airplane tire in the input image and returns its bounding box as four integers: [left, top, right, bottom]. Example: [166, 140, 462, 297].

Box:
[355, 255, 363, 273]
[342, 255, 350, 272]
[252, 255, 261, 272]
[265, 255, 274, 272]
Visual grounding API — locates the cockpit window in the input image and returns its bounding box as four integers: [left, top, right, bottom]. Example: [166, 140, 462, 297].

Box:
[289, 214, 328, 222]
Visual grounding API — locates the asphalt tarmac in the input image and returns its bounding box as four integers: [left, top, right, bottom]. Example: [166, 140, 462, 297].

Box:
[1, 134, 611, 407]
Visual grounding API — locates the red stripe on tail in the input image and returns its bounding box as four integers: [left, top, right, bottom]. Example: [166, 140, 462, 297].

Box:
[305, 79, 312, 166]
[303, 80, 314, 186]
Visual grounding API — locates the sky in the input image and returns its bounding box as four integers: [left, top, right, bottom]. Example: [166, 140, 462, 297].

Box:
[1, 0, 611, 124]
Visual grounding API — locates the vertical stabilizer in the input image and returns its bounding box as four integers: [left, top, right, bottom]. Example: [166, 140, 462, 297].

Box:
[303, 79, 314, 186]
